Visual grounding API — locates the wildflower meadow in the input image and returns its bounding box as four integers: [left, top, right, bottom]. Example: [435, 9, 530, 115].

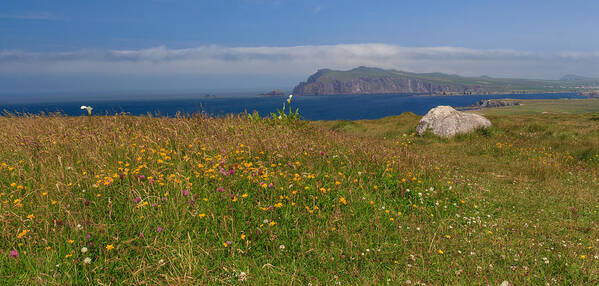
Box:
[1, 100, 598, 284]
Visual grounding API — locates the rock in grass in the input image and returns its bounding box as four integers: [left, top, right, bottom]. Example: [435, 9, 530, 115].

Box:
[416, 106, 491, 137]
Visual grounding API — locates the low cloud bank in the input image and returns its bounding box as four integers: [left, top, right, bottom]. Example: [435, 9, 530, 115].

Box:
[1, 43, 599, 80]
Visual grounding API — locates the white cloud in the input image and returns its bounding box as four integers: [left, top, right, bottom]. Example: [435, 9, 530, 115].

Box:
[313, 5, 322, 14]
[1, 43, 599, 79]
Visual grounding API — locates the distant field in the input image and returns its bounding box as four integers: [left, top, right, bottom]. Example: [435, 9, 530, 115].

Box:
[472, 98, 599, 115]
[1, 101, 598, 284]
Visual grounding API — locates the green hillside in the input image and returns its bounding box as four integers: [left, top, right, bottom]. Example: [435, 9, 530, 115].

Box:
[294, 66, 593, 96]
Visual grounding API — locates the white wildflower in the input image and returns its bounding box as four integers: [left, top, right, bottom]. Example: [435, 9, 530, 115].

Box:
[238, 271, 248, 281]
[80, 105, 93, 115]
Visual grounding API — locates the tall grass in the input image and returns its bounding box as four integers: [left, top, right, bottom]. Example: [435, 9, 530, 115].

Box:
[0, 111, 598, 284]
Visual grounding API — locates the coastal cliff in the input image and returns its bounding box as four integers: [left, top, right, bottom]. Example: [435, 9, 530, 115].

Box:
[293, 67, 468, 95]
[292, 66, 585, 96]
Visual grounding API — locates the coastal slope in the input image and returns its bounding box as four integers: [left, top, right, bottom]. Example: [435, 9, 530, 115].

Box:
[292, 66, 587, 96]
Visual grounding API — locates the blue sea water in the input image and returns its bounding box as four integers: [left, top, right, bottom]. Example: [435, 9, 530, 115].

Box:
[0, 93, 586, 121]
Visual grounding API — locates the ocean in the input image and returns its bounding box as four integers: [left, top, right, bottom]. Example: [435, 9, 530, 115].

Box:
[0, 92, 586, 121]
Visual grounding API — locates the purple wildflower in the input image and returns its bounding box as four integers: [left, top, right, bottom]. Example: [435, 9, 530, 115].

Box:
[157, 227, 163, 232]
[217, 187, 224, 193]
[134, 197, 141, 203]
[182, 190, 190, 196]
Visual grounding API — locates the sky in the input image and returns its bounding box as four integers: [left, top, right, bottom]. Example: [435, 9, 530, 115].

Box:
[1, 0, 599, 94]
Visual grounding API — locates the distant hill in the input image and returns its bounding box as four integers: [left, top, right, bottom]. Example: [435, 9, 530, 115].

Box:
[292, 66, 586, 96]
[561, 74, 585, 81]
[560, 74, 596, 81]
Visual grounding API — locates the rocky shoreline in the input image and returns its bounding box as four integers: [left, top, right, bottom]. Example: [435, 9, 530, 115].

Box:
[457, 99, 521, 111]
[578, 91, 599, 98]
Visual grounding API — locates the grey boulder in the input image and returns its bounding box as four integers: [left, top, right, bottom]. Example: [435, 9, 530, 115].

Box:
[416, 106, 491, 137]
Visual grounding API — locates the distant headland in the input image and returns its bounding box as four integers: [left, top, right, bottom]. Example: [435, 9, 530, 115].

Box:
[258, 89, 286, 96]
[292, 66, 599, 96]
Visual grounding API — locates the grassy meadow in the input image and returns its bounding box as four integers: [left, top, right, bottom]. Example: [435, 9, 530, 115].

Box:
[1, 99, 599, 284]
[473, 98, 599, 116]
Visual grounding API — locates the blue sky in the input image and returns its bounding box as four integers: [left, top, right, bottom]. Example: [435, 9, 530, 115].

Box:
[1, 0, 599, 93]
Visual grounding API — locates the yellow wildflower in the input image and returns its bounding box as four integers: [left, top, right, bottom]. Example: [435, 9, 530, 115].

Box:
[17, 229, 29, 238]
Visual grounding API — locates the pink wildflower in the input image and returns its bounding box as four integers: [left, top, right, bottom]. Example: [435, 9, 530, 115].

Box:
[9, 250, 18, 259]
